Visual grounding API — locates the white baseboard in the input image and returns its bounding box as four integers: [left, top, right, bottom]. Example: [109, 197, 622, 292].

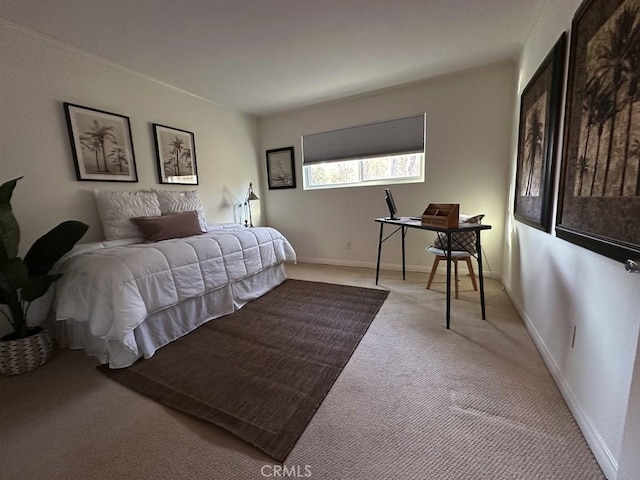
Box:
[295, 257, 502, 281]
[295, 256, 429, 273]
[502, 281, 617, 480]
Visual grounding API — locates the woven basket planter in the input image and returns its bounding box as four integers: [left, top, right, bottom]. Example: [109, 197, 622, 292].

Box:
[0, 328, 53, 376]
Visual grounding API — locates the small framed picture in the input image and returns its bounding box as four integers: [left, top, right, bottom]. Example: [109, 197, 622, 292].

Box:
[266, 146, 296, 190]
[153, 124, 198, 185]
[64, 103, 138, 182]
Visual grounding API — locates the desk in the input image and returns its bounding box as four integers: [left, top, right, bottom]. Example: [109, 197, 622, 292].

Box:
[375, 217, 492, 329]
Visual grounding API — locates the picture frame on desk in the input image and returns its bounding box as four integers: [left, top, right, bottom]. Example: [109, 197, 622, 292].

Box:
[513, 33, 565, 232]
[556, 0, 640, 262]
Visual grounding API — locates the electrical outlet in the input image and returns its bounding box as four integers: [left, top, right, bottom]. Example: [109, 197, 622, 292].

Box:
[346, 242, 352, 250]
[569, 321, 576, 348]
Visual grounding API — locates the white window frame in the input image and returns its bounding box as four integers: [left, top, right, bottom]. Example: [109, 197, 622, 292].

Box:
[301, 114, 426, 191]
[302, 153, 425, 190]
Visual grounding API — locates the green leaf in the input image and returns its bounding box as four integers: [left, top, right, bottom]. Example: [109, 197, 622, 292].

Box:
[8, 299, 23, 330]
[0, 177, 22, 259]
[0, 204, 20, 259]
[0, 235, 8, 263]
[0, 270, 11, 304]
[0, 177, 22, 205]
[21, 273, 63, 302]
[24, 220, 89, 277]
[0, 282, 23, 329]
[0, 257, 28, 291]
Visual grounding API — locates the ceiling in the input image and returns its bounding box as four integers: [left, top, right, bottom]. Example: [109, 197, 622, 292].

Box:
[0, 0, 545, 116]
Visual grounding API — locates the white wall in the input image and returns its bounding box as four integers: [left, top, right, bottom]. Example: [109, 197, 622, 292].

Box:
[0, 20, 259, 252]
[258, 62, 516, 278]
[506, 1, 640, 478]
[0, 20, 261, 338]
[619, 329, 640, 479]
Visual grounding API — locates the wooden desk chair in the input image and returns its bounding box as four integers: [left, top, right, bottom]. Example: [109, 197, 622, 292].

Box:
[425, 213, 484, 299]
[425, 247, 477, 299]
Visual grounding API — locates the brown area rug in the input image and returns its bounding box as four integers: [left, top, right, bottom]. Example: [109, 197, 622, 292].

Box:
[99, 279, 389, 461]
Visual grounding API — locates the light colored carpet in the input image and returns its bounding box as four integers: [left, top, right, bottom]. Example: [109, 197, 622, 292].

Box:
[0, 263, 604, 479]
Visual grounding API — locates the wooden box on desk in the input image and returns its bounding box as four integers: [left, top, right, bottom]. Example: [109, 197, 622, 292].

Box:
[421, 204, 459, 228]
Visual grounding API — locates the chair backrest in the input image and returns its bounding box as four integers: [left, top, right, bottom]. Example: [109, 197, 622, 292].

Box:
[431, 214, 484, 253]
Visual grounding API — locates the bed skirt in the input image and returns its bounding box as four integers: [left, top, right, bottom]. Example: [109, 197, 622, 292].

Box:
[60, 264, 287, 368]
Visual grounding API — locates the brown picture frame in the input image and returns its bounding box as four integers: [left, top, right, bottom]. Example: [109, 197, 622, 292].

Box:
[557, 0, 640, 262]
[514, 33, 566, 232]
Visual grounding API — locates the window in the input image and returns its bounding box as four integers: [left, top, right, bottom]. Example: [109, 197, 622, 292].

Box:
[305, 153, 424, 189]
[302, 113, 426, 190]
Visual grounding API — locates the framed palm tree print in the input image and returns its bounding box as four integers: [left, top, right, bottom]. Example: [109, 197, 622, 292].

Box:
[153, 124, 198, 185]
[64, 103, 138, 182]
[514, 34, 566, 232]
[557, 0, 640, 262]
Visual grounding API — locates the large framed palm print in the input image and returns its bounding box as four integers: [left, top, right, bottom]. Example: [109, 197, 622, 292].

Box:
[64, 103, 138, 182]
[557, 0, 640, 262]
[514, 34, 566, 232]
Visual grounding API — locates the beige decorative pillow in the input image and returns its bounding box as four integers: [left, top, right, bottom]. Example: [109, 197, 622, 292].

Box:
[130, 211, 203, 242]
[432, 214, 484, 253]
[94, 190, 162, 240]
[154, 190, 208, 232]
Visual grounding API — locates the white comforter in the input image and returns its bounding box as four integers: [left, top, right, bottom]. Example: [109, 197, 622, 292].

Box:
[54, 225, 296, 358]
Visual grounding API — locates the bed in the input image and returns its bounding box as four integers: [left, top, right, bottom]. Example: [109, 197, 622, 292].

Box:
[53, 190, 296, 368]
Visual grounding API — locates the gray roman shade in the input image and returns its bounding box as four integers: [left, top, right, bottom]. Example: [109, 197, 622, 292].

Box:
[302, 113, 426, 165]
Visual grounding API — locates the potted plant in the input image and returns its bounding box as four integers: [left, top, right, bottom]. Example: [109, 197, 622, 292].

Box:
[0, 177, 88, 375]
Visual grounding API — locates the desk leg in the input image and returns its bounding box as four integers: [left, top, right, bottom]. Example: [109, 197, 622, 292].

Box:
[376, 222, 384, 285]
[401, 227, 406, 280]
[476, 232, 486, 320]
[446, 232, 452, 329]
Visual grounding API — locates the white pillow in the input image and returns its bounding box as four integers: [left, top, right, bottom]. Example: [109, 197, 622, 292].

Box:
[154, 190, 208, 232]
[432, 214, 485, 253]
[94, 190, 162, 240]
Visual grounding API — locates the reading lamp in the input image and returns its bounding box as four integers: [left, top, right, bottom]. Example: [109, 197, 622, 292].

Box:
[245, 182, 259, 227]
